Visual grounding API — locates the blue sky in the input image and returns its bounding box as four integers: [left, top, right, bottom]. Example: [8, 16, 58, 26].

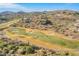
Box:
[0, 3, 79, 12]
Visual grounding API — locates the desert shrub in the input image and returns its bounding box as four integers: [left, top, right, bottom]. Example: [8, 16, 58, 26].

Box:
[25, 46, 34, 54]
[24, 18, 31, 23]
[7, 45, 15, 50]
[2, 47, 9, 54]
[39, 19, 52, 25]
[16, 46, 26, 55]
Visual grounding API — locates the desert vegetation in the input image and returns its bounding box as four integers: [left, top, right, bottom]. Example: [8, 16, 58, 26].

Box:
[0, 37, 78, 56]
[0, 10, 79, 56]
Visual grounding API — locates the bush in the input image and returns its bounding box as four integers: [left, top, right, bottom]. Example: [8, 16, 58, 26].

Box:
[25, 46, 34, 54]
[39, 19, 52, 25]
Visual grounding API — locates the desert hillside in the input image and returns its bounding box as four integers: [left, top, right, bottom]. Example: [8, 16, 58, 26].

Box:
[1, 10, 79, 56]
[11, 10, 79, 40]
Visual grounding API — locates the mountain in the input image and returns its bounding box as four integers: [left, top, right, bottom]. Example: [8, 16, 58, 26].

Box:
[0, 11, 16, 15]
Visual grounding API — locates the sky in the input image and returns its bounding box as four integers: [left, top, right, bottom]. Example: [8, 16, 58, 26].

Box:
[0, 3, 79, 12]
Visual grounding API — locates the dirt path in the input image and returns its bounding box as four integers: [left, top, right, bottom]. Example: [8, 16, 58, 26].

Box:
[5, 29, 74, 52]
[21, 27, 79, 41]
[4, 27, 79, 55]
[14, 27, 74, 41]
